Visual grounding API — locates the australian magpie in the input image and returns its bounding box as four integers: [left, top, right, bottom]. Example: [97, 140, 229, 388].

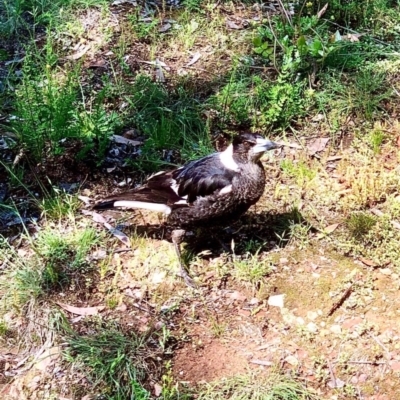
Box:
[94, 133, 280, 286]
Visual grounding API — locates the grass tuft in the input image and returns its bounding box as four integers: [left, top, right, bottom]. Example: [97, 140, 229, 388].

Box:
[346, 212, 377, 240]
[60, 317, 171, 399]
[196, 371, 317, 400]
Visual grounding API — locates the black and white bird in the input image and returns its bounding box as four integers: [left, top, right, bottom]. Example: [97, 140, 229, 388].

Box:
[94, 133, 280, 286]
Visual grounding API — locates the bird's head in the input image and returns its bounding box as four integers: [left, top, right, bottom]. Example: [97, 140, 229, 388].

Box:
[232, 133, 281, 163]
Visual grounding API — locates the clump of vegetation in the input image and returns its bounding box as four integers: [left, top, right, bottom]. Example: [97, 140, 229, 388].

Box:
[196, 371, 318, 400]
[59, 316, 174, 400]
[127, 75, 212, 171]
[0, 225, 99, 311]
[346, 212, 377, 239]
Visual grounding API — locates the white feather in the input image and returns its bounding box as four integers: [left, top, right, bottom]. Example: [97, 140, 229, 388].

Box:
[219, 185, 232, 195]
[113, 201, 171, 215]
[171, 179, 180, 196]
[219, 144, 240, 171]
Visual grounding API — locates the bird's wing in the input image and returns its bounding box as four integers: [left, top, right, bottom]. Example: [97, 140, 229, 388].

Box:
[93, 153, 239, 211]
[169, 153, 239, 203]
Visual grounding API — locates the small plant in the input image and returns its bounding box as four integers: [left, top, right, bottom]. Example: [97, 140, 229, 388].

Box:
[128, 11, 159, 40]
[61, 319, 166, 399]
[196, 371, 318, 400]
[126, 75, 212, 171]
[232, 250, 272, 286]
[346, 212, 377, 239]
[280, 159, 316, 187]
[368, 128, 386, 154]
[40, 188, 81, 220]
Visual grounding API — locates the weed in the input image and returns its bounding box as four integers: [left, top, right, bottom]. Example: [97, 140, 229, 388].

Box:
[40, 188, 81, 221]
[0, 224, 100, 312]
[162, 360, 191, 399]
[280, 159, 317, 188]
[232, 250, 272, 286]
[196, 371, 317, 400]
[0, 238, 44, 311]
[126, 75, 212, 171]
[368, 128, 386, 154]
[128, 11, 159, 41]
[61, 318, 168, 399]
[321, 68, 391, 121]
[0, 320, 9, 336]
[11, 35, 121, 162]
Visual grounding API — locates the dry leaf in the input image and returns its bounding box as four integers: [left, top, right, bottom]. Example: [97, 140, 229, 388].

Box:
[307, 138, 330, 155]
[268, 294, 285, 308]
[359, 257, 377, 267]
[284, 355, 299, 366]
[325, 223, 339, 234]
[230, 291, 247, 302]
[187, 52, 201, 66]
[67, 45, 90, 60]
[155, 67, 165, 82]
[153, 383, 162, 397]
[78, 195, 91, 206]
[327, 378, 345, 389]
[317, 3, 328, 19]
[327, 155, 342, 161]
[226, 20, 241, 30]
[158, 23, 171, 33]
[35, 347, 60, 371]
[112, 0, 137, 5]
[56, 302, 105, 316]
[112, 135, 141, 146]
[249, 359, 273, 366]
[276, 141, 302, 149]
[342, 33, 362, 42]
[83, 210, 131, 247]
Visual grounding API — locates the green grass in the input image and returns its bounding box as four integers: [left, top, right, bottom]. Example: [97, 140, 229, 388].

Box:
[59, 317, 173, 400]
[0, 225, 100, 312]
[126, 75, 213, 171]
[0, 0, 109, 37]
[2, 0, 400, 398]
[231, 250, 272, 286]
[196, 371, 317, 400]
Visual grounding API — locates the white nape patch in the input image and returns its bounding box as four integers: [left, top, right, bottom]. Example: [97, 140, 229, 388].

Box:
[113, 201, 171, 215]
[219, 144, 240, 171]
[219, 185, 232, 195]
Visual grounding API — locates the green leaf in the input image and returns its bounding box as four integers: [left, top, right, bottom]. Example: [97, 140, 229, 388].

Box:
[253, 36, 262, 47]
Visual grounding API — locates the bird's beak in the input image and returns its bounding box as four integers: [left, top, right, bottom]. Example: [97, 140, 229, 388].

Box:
[253, 137, 282, 153]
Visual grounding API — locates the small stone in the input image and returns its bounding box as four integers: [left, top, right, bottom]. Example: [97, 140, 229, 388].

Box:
[390, 361, 400, 371]
[358, 373, 368, 382]
[307, 311, 318, 321]
[381, 268, 392, 275]
[350, 376, 358, 384]
[296, 317, 305, 325]
[307, 322, 318, 333]
[330, 324, 342, 334]
[284, 355, 299, 366]
[342, 317, 363, 329]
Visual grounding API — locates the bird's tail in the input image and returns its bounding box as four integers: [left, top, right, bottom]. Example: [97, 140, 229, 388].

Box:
[93, 188, 173, 214]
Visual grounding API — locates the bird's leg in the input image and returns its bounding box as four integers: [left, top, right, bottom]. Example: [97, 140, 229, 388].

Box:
[171, 229, 196, 288]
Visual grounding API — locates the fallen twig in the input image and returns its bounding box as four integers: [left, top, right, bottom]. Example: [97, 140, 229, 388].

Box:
[249, 359, 274, 366]
[327, 283, 353, 317]
[333, 360, 386, 365]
